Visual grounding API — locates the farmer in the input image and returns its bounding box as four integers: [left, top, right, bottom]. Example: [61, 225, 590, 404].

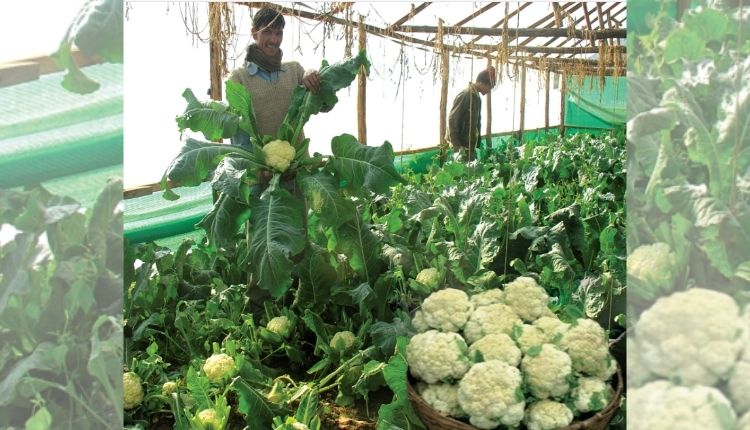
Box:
[446, 67, 497, 161]
[228, 7, 321, 147]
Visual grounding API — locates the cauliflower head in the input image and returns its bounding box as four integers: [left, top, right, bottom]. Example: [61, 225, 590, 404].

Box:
[532, 316, 570, 343]
[524, 400, 574, 430]
[266, 315, 292, 338]
[197, 408, 222, 430]
[628, 380, 737, 430]
[263, 139, 296, 172]
[330, 330, 357, 353]
[636, 288, 747, 386]
[729, 343, 750, 415]
[627, 338, 654, 388]
[421, 288, 474, 332]
[627, 242, 678, 301]
[411, 309, 430, 333]
[406, 330, 471, 384]
[291, 423, 309, 430]
[740, 411, 750, 430]
[521, 344, 573, 399]
[162, 381, 178, 396]
[463, 303, 522, 344]
[515, 324, 546, 354]
[571, 377, 614, 413]
[559, 318, 610, 376]
[470, 288, 505, 308]
[458, 360, 525, 429]
[468, 333, 521, 367]
[415, 268, 442, 292]
[123, 371, 144, 410]
[416, 382, 465, 418]
[202, 353, 236, 382]
[503, 276, 550, 322]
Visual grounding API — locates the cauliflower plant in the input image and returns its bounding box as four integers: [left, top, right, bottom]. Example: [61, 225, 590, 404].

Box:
[468, 333, 521, 367]
[262, 139, 296, 172]
[330, 330, 357, 353]
[458, 360, 526, 429]
[267, 316, 292, 338]
[627, 242, 678, 301]
[559, 318, 610, 377]
[123, 371, 144, 410]
[463, 303, 522, 344]
[636, 288, 747, 386]
[162, 381, 178, 396]
[416, 382, 465, 418]
[571, 377, 614, 413]
[421, 288, 474, 332]
[406, 330, 471, 384]
[415, 268, 442, 292]
[411, 309, 429, 333]
[203, 353, 236, 382]
[628, 380, 737, 430]
[197, 408, 222, 430]
[524, 400, 574, 430]
[470, 288, 505, 308]
[503, 276, 550, 322]
[521, 344, 573, 399]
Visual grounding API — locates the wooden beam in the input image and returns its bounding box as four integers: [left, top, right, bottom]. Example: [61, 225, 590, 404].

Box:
[473, 45, 625, 55]
[468, 2, 531, 45]
[357, 15, 367, 145]
[514, 3, 582, 47]
[519, 62, 527, 143]
[544, 3, 622, 58]
[582, 2, 594, 46]
[560, 5, 625, 58]
[454, 2, 499, 28]
[386, 2, 432, 32]
[0, 50, 102, 87]
[392, 25, 626, 39]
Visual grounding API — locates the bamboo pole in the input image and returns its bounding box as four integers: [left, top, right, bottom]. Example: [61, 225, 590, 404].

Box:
[392, 25, 626, 39]
[519, 62, 526, 144]
[485, 58, 492, 139]
[357, 15, 367, 144]
[545, 69, 550, 130]
[560, 71, 567, 136]
[438, 19, 449, 165]
[209, 2, 223, 100]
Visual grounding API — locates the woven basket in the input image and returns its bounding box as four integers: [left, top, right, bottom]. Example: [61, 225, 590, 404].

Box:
[408, 365, 623, 430]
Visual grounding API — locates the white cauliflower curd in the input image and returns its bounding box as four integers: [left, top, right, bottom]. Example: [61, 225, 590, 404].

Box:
[520, 344, 573, 399]
[406, 330, 471, 383]
[468, 333, 522, 367]
[524, 400, 574, 430]
[421, 288, 474, 332]
[463, 303, 522, 344]
[503, 276, 550, 322]
[457, 360, 525, 429]
[262, 139, 296, 172]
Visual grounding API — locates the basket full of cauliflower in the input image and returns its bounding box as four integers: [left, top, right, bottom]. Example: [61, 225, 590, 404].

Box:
[405, 277, 622, 430]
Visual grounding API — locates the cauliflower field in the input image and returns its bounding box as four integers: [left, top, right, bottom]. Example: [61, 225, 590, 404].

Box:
[628, 1, 750, 428]
[406, 282, 618, 430]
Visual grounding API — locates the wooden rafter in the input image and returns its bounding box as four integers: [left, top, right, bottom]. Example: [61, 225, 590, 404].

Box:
[467, 2, 531, 45]
[542, 2, 622, 58]
[386, 2, 432, 32]
[582, 3, 593, 46]
[560, 5, 625, 58]
[391, 25, 625, 39]
[514, 3, 583, 49]
[471, 45, 625, 55]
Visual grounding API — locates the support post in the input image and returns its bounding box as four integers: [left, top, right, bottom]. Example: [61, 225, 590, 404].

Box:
[209, 2, 223, 101]
[519, 62, 526, 144]
[438, 19, 449, 165]
[545, 69, 550, 130]
[560, 71, 567, 137]
[485, 58, 492, 141]
[357, 15, 367, 144]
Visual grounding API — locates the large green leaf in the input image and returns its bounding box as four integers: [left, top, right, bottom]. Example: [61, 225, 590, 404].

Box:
[176, 89, 239, 141]
[328, 134, 406, 195]
[211, 156, 261, 204]
[294, 246, 337, 309]
[377, 337, 424, 430]
[247, 189, 306, 297]
[161, 138, 254, 200]
[298, 172, 355, 226]
[225, 80, 262, 144]
[234, 379, 282, 429]
[196, 193, 251, 249]
[334, 212, 383, 282]
[279, 50, 371, 145]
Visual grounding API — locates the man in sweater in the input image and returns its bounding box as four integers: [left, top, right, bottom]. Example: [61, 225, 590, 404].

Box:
[228, 7, 321, 147]
[446, 67, 497, 161]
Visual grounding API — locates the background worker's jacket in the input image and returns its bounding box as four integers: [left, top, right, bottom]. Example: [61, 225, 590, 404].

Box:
[446, 83, 481, 159]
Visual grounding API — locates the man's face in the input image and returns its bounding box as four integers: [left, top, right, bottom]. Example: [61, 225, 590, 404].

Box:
[252, 25, 283, 56]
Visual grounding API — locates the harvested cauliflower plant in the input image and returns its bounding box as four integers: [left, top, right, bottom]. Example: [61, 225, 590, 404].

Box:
[203, 353, 236, 383]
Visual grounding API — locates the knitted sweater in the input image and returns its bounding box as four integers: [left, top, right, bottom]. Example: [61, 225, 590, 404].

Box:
[228, 61, 305, 139]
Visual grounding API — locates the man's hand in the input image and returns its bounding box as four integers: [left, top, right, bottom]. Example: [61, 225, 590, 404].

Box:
[302, 70, 321, 93]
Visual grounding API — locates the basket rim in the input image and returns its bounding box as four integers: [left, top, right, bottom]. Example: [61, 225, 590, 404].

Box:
[407, 362, 624, 430]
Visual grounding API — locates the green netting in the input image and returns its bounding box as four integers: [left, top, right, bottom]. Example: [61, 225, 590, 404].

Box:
[42, 164, 123, 208]
[0, 64, 123, 189]
[564, 76, 626, 129]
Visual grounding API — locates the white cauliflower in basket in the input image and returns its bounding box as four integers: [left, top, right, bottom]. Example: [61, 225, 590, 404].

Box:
[524, 400, 574, 430]
[532, 316, 570, 343]
[559, 318, 610, 377]
[729, 332, 750, 415]
[406, 330, 471, 383]
[421, 288, 473, 332]
[411, 309, 430, 333]
[457, 360, 526, 429]
[636, 288, 747, 386]
[470, 288, 505, 308]
[503, 276, 550, 322]
[628, 380, 737, 430]
[463, 303, 522, 344]
[468, 333, 521, 367]
[626, 337, 653, 388]
[515, 324, 546, 354]
[521, 344, 573, 399]
[262, 139, 296, 172]
[571, 377, 614, 413]
[416, 382, 465, 418]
